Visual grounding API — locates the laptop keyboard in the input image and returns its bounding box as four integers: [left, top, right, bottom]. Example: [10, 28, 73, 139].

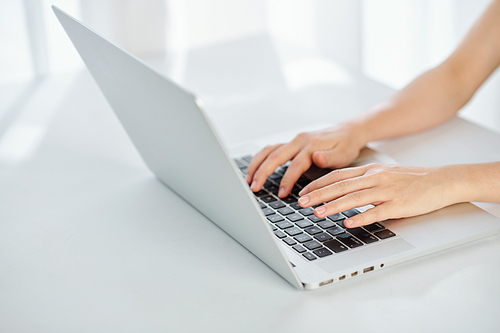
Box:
[235, 156, 396, 262]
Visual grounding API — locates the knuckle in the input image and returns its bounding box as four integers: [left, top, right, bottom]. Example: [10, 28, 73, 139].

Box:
[336, 179, 350, 192]
[355, 213, 366, 224]
[327, 169, 343, 181]
[307, 136, 322, 147]
[368, 207, 382, 220]
[325, 200, 338, 212]
[311, 189, 324, 203]
[295, 132, 309, 141]
[349, 191, 363, 202]
[289, 159, 309, 173]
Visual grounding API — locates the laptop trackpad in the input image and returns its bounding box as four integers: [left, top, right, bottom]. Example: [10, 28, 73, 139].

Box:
[317, 238, 415, 274]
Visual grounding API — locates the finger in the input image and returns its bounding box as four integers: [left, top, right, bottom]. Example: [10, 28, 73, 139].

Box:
[343, 204, 391, 227]
[245, 144, 282, 184]
[299, 165, 368, 196]
[250, 140, 304, 192]
[277, 150, 313, 197]
[298, 174, 377, 208]
[312, 188, 386, 218]
[312, 147, 355, 169]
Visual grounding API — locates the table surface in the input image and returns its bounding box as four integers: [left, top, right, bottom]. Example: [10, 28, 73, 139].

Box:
[1, 34, 499, 333]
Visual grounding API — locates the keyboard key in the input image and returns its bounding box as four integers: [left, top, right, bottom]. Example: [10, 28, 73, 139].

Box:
[292, 244, 307, 253]
[276, 221, 294, 229]
[302, 252, 317, 261]
[277, 207, 294, 215]
[336, 220, 347, 228]
[269, 201, 285, 209]
[241, 155, 253, 164]
[348, 228, 379, 244]
[316, 220, 336, 229]
[364, 222, 385, 233]
[264, 184, 280, 195]
[314, 233, 333, 242]
[328, 213, 346, 221]
[269, 223, 277, 231]
[264, 180, 275, 188]
[296, 177, 311, 188]
[342, 208, 360, 218]
[269, 172, 282, 181]
[305, 226, 323, 235]
[287, 213, 304, 222]
[299, 208, 314, 216]
[295, 219, 314, 229]
[336, 233, 363, 248]
[313, 247, 333, 258]
[267, 214, 285, 223]
[283, 237, 297, 246]
[326, 225, 345, 236]
[294, 234, 313, 243]
[289, 202, 302, 210]
[234, 159, 247, 168]
[304, 240, 322, 250]
[374, 229, 396, 239]
[308, 216, 326, 223]
[276, 166, 287, 175]
[324, 239, 349, 253]
[285, 226, 303, 236]
[261, 195, 278, 203]
[262, 207, 275, 216]
[254, 190, 269, 198]
[282, 196, 297, 204]
[274, 230, 287, 238]
[291, 185, 302, 196]
[258, 201, 266, 209]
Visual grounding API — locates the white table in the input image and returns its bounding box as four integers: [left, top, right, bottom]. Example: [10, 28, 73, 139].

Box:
[1, 35, 499, 332]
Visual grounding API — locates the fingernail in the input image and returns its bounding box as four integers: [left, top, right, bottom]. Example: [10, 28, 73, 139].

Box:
[245, 174, 251, 183]
[315, 206, 326, 215]
[278, 187, 286, 197]
[298, 186, 308, 196]
[251, 180, 257, 191]
[298, 195, 310, 205]
[344, 218, 353, 227]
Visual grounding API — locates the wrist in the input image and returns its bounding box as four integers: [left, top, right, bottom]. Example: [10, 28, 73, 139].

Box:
[334, 120, 370, 151]
[435, 164, 480, 205]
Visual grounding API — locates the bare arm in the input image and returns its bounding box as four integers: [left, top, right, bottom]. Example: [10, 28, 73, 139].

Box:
[246, 0, 500, 199]
[350, 0, 500, 145]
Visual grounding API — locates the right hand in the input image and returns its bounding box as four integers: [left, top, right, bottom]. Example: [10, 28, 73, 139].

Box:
[245, 123, 367, 198]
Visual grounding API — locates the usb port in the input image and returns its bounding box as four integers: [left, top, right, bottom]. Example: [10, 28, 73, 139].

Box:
[351, 271, 358, 277]
[339, 275, 346, 281]
[363, 266, 374, 273]
[319, 279, 333, 286]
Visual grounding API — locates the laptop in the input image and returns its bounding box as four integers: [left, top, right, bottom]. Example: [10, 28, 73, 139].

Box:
[53, 6, 500, 290]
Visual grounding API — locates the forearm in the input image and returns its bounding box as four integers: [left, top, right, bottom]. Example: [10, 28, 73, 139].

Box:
[347, 63, 467, 145]
[345, 0, 500, 147]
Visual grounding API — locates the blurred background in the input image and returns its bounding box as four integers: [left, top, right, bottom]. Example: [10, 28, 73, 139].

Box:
[1, 0, 499, 132]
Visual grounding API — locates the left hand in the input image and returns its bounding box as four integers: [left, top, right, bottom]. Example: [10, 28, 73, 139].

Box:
[297, 163, 462, 227]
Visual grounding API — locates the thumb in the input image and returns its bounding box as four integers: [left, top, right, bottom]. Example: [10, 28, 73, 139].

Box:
[312, 148, 355, 169]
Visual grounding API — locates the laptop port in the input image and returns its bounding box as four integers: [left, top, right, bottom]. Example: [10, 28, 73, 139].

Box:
[363, 266, 374, 273]
[351, 271, 358, 277]
[339, 275, 346, 281]
[319, 279, 333, 286]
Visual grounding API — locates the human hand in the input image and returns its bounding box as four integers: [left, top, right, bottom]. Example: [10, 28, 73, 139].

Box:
[245, 123, 367, 198]
[297, 163, 463, 227]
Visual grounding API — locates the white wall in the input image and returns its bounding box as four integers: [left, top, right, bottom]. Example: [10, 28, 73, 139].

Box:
[1, 0, 499, 132]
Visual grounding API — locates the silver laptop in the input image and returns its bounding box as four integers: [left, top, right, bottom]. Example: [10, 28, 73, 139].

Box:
[53, 6, 500, 290]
